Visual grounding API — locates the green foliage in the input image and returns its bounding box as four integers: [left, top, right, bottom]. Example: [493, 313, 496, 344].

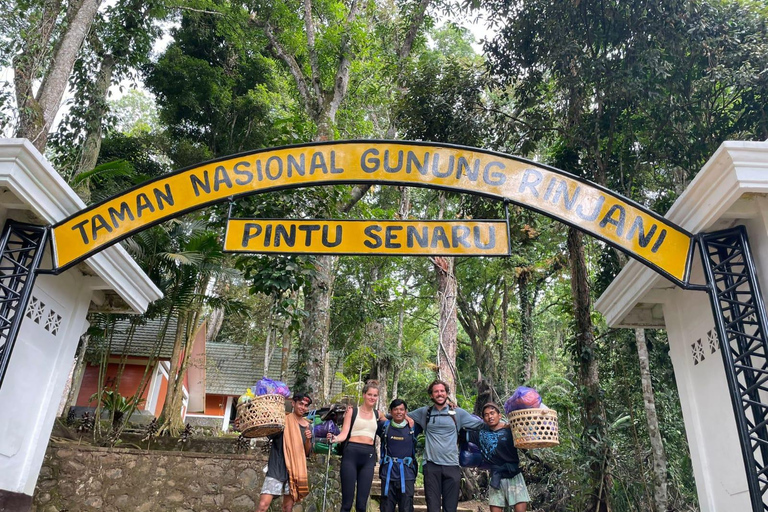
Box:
[396, 25, 490, 146]
[109, 89, 162, 136]
[90, 389, 146, 430]
[18, 0, 765, 506]
[146, 5, 300, 158]
[90, 389, 144, 415]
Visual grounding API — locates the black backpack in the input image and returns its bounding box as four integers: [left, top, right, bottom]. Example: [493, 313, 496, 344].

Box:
[380, 419, 419, 475]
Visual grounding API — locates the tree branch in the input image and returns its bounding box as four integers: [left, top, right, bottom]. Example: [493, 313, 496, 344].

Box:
[398, 0, 432, 61]
[303, 0, 323, 102]
[340, 184, 372, 213]
[328, 0, 360, 120]
[175, 6, 224, 15]
[253, 17, 314, 114]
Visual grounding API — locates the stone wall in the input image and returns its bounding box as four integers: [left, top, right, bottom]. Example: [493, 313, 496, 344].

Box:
[33, 442, 343, 512]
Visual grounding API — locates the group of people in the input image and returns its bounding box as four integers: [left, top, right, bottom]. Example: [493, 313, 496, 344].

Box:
[255, 379, 530, 512]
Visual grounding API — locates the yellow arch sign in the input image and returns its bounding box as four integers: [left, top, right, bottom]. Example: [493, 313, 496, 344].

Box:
[52, 141, 693, 284]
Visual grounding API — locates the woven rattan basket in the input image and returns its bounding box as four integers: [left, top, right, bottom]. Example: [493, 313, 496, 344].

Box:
[508, 408, 559, 449]
[236, 394, 286, 438]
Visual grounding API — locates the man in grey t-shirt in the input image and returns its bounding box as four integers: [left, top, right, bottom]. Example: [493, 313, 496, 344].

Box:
[408, 380, 484, 512]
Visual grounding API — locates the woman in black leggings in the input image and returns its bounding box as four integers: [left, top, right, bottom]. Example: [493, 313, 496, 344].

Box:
[329, 380, 380, 512]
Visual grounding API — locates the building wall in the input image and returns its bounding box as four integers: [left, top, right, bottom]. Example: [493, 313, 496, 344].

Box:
[155, 368, 169, 415]
[665, 285, 750, 511]
[75, 362, 155, 408]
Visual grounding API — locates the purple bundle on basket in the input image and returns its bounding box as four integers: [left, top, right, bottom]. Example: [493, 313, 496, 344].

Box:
[255, 377, 292, 397]
[313, 420, 341, 439]
[504, 386, 542, 414]
[273, 381, 291, 397]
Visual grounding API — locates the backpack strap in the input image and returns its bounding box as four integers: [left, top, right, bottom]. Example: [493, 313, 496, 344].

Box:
[340, 406, 358, 454]
[380, 419, 391, 460]
[425, 405, 458, 433]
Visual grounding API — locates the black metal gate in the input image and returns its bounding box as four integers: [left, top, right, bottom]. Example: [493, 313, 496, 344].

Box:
[0, 220, 48, 390]
[699, 226, 768, 511]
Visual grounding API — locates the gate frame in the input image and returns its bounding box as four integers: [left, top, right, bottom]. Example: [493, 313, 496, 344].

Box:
[2, 139, 765, 510]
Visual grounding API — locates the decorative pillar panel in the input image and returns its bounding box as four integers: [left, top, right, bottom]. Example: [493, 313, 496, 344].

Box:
[0, 272, 90, 497]
[663, 287, 750, 510]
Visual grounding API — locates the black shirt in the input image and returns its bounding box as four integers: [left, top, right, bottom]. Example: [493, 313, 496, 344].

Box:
[467, 425, 520, 476]
[266, 422, 311, 482]
[377, 421, 421, 481]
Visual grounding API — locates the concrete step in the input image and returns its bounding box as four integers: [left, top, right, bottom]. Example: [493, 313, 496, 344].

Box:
[413, 505, 473, 512]
[370, 486, 473, 512]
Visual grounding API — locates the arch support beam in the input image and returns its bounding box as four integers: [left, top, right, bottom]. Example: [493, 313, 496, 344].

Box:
[0, 221, 48, 390]
[699, 226, 768, 511]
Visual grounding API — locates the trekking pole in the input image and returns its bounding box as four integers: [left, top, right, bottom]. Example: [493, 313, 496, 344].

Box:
[321, 442, 333, 512]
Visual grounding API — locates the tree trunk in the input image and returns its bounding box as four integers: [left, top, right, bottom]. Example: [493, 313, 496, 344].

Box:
[279, 291, 295, 382]
[158, 310, 187, 433]
[456, 294, 497, 392]
[160, 313, 205, 436]
[15, 0, 103, 151]
[473, 374, 493, 416]
[435, 255, 458, 399]
[72, 52, 115, 198]
[567, 227, 610, 512]
[635, 328, 668, 512]
[391, 186, 410, 400]
[517, 269, 535, 383]
[392, 298, 404, 400]
[264, 296, 278, 376]
[297, 255, 335, 401]
[378, 356, 390, 410]
[501, 278, 510, 396]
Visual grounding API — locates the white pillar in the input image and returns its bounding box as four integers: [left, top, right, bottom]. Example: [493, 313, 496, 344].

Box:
[222, 396, 234, 432]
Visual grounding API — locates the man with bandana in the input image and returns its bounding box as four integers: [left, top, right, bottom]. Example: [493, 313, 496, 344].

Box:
[467, 403, 530, 512]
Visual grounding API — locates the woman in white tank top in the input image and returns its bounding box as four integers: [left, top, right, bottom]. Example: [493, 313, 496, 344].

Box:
[329, 380, 381, 512]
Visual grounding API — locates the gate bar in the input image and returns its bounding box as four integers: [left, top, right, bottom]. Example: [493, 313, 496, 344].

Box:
[0, 220, 49, 390]
[699, 226, 768, 511]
